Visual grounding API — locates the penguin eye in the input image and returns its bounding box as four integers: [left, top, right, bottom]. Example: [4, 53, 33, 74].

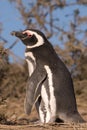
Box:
[23, 33, 32, 38]
[22, 31, 32, 39]
[28, 34, 32, 38]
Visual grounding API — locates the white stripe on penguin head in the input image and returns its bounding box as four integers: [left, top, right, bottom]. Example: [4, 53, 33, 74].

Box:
[23, 30, 44, 49]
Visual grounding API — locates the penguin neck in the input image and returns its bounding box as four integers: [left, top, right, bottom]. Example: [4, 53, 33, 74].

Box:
[25, 43, 45, 52]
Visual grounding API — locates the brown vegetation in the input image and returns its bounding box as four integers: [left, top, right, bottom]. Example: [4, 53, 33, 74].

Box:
[0, 0, 87, 129]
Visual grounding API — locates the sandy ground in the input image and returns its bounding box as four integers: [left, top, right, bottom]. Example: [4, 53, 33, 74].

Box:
[0, 96, 87, 130]
[0, 123, 87, 130]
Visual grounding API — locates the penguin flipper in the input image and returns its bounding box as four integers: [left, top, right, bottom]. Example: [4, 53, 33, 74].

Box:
[24, 68, 47, 115]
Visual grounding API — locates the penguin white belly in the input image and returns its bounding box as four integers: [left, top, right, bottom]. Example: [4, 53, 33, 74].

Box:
[40, 85, 51, 123]
[39, 64, 57, 123]
[44, 65, 56, 121]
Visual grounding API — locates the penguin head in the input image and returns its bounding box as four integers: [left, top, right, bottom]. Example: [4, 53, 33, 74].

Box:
[11, 29, 47, 48]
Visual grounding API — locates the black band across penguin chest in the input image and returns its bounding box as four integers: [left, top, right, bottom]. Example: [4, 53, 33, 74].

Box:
[25, 51, 36, 77]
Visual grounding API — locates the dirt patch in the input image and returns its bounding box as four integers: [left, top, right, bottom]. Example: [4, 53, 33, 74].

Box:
[0, 123, 87, 130]
[0, 95, 87, 130]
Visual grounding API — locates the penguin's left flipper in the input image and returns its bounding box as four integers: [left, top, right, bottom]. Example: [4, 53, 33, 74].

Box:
[24, 68, 47, 115]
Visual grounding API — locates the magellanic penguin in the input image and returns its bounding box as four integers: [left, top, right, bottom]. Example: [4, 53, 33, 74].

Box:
[11, 29, 85, 124]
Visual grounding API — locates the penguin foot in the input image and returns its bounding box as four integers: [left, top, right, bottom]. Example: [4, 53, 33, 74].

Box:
[59, 112, 85, 123]
[55, 118, 64, 123]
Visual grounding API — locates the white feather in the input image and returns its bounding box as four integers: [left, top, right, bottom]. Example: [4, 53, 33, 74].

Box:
[25, 52, 36, 77]
[39, 85, 50, 123]
[44, 65, 56, 119]
[25, 52, 36, 61]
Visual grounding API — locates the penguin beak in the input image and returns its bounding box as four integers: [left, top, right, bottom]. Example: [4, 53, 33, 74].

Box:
[11, 31, 25, 39]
